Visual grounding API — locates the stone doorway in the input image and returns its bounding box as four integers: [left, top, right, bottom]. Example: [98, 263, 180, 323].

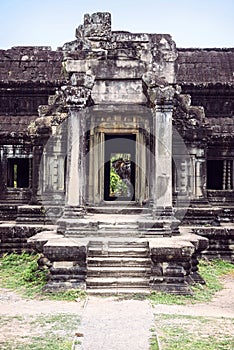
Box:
[104, 134, 136, 201]
[87, 107, 151, 207]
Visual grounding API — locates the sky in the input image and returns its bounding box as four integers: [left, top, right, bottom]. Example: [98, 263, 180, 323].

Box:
[0, 0, 233, 50]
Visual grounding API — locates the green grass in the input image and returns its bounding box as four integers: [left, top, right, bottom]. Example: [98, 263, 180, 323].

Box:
[150, 259, 234, 305]
[154, 314, 234, 350]
[0, 339, 73, 350]
[150, 327, 159, 350]
[29, 313, 80, 330]
[45, 289, 87, 301]
[0, 252, 87, 300]
[0, 252, 47, 297]
[0, 315, 24, 325]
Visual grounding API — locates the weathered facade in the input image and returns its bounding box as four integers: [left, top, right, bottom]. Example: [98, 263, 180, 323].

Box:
[0, 13, 233, 294]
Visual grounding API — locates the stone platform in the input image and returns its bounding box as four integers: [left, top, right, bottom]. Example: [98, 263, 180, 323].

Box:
[26, 212, 209, 295]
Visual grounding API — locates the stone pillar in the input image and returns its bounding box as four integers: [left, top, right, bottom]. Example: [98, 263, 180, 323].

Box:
[30, 144, 44, 204]
[227, 160, 232, 190]
[222, 160, 233, 190]
[189, 147, 207, 202]
[142, 69, 176, 219]
[195, 159, 202, 198]
[0, 146, 8, 193]
[141, 80, 179, 233]
[152, 104, 173, 216]
[178, 159, 189, 195]
[64, 107, 86, 216]
[232, 160, 234, 190]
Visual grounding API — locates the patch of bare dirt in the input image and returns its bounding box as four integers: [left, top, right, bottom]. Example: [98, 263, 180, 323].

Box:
[154, 276, 234, 318]
[0, 291, 83, 345]
[0, 288, 84, 316]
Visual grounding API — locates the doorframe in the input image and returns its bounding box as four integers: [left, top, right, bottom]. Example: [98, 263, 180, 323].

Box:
[104, 134, 136, 201]
[87, 120, 150, 206]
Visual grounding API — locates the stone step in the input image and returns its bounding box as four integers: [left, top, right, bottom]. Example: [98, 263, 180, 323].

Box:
[87, 256, 151, 267]
[88, 243, 149, 250]
[109, 240, 148, 247]
[180, 207, 219, 225]
[43, 281, 86, 292]
[140, 232, 172, 238]
[88, 240, 149, 248]
[139, 228, 172, 236]
[86, 288, 150, 295]
[16, 205, 45, 224]
[98, 223, 139, 229]
[63, 206, 85, 215]
[95, 231, 141, 237]
[88, 206, 147, 214]
[86, 277, 149, 288]
[87, 247, 149, 257]
[50, 274, 86, 281]
[150, 283, 192, 295]
[87, 266, 151, 277]
[65, 227, 97, 234]
[50, 267, 86, 275]
[65, 229, 140, 237]
[0, 204, 17, 221]
[65, 228, 96, 233]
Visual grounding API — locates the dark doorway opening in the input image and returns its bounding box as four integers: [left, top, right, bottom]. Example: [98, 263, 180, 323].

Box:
[7, 158, 30, 188]
[207, 160, 223, 190]
[104, 134, 136, 201]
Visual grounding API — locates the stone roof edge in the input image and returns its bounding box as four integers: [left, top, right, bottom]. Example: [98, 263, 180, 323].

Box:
[0, 46, 62, 51]
[1, 46, 233, 54]
[178, 82, 234, 88]
[0, 80, 65, 86]
[177, 47, 234, 52]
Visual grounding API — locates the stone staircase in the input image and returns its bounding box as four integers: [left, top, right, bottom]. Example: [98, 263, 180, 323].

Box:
[86, 240, 151, 294]
[98, 222, 139, 237]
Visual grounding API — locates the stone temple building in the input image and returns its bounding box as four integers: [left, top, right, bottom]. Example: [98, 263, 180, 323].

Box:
[0, 12, 233, 294]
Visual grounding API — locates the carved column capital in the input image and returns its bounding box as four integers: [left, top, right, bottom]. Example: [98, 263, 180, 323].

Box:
[61, 70, 95, 107]
[142, 72, 176, 106]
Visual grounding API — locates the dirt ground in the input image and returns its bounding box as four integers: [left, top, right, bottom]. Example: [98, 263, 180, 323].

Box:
[0, 276, 233, 349]
[0, 276, 233, 318]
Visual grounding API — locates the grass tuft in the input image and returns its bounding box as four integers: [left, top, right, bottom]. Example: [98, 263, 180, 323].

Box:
[150, 327, 160, 350]
[0, 252, 47, 297]
[45, 289, 87, 301]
